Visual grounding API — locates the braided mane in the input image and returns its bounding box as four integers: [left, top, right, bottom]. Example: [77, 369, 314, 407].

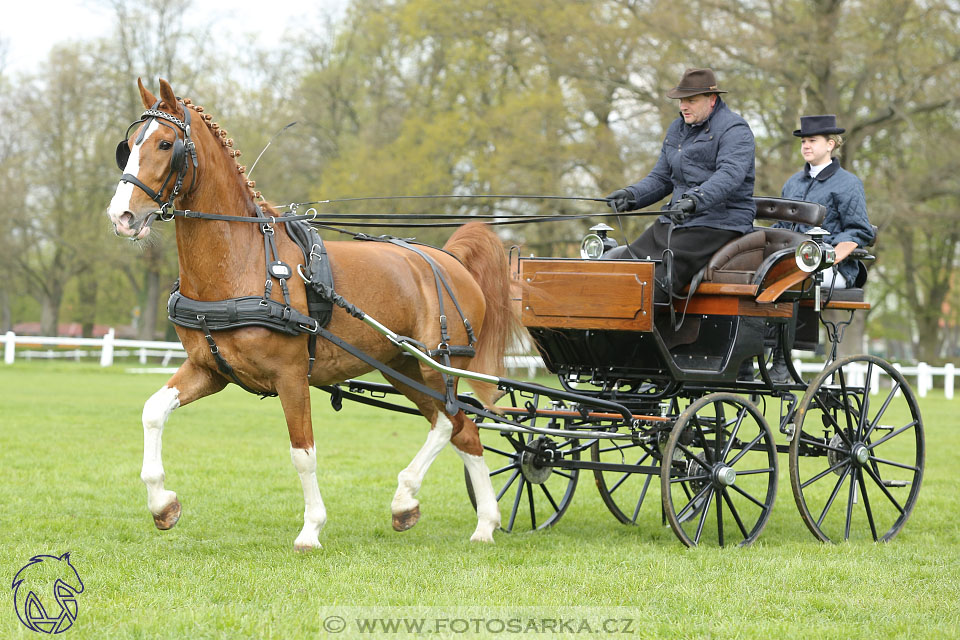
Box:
[180, 97, 264, 203]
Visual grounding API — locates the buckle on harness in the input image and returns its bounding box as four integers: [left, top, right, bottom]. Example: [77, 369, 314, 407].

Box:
[298, 318, 320, 333]
[297, 263, 311, 283]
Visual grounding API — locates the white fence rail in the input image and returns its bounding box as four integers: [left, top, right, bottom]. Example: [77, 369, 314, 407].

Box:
[2, 329, 955, 399]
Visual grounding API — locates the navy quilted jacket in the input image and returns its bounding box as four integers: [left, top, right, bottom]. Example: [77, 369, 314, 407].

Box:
[775, 158, 874, 285]
[624, 97, 757, 233]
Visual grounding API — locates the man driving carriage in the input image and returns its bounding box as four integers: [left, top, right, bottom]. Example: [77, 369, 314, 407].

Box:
[604, 67, 757, 302]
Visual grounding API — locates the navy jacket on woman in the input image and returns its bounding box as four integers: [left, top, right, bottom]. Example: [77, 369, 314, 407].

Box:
[622, 97, 756, 233]
[777, 158, 874, 285]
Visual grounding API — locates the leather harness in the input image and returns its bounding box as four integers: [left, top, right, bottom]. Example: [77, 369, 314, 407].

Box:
[119, 100, 477, 406]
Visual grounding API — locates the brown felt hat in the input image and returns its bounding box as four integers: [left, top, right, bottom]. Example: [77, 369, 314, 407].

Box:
[666, 68, 727, 99]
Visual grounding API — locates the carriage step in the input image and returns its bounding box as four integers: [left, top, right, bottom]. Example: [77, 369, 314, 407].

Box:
[881, 480, 910, 488]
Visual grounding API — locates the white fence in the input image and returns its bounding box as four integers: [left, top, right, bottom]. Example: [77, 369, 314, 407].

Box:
[2, 329, 955, 399]
[3, 329, 184, 367]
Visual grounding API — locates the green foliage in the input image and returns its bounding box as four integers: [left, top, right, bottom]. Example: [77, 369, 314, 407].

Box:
[2, 0, 958, 359]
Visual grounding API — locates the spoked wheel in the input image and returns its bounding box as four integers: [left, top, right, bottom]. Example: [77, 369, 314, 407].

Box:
[660, 393, 778, 547]
[789, 355, 924, 543]
[591, 434, 662, 524]
[465, 430, 579, 532]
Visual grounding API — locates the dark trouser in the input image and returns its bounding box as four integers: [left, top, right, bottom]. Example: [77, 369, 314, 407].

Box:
[604, 221, 742, 302]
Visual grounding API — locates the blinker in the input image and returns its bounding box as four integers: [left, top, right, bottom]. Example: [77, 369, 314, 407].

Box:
[116, 140, 131, 170]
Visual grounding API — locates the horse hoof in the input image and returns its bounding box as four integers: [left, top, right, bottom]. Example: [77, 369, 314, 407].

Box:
[152, 499, 181, 530]
[392, 506, 421, 531]
[294, 541, 321, 553]
[470, 531, 495, 543]
[470, 522, 497, 543]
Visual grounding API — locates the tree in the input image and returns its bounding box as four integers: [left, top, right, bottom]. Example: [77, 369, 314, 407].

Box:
[95, 0, 222, 339]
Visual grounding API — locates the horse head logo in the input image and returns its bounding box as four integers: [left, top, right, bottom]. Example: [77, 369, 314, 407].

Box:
[12, 552, 84, 634]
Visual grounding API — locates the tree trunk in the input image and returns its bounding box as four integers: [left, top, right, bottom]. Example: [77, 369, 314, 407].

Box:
[0, 289, 10, 332]
[138, 266, 161, 340]
[77, 272, 99, 338]
[40, 285, 63, 336]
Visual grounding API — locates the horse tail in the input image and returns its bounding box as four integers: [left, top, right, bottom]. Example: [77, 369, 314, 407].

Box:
[443, 222, 524, 406]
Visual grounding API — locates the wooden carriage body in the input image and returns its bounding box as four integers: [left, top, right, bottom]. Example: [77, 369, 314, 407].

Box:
[518, 197, 872, 389]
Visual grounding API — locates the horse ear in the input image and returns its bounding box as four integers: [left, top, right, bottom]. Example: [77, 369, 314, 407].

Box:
[158, 78, 183, 118]
[138, 77, 158, 109]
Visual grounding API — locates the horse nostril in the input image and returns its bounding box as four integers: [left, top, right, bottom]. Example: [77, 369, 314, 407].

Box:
[119, 212, 134, 227]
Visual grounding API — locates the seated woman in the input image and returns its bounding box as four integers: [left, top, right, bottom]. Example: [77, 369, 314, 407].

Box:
[766, 114, 875, 381]
[775, 114, 874, 287]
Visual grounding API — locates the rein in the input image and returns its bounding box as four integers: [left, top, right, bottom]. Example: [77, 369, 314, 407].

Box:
[147, 203, 664, 230]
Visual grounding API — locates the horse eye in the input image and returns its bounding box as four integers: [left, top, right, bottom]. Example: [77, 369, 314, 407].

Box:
[159, 140, 173, 150]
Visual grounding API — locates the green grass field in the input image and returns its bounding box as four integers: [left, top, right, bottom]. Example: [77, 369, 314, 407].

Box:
[1, 363, 958, 639]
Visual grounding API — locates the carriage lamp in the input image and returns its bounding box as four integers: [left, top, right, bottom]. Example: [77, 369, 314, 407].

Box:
[795, 227, 836, 273]
[580, 223, 618, 259]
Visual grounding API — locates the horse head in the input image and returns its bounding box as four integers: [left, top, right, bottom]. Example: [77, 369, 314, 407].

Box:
[107, 78, 200, 240]
[12, 552, 84, 633]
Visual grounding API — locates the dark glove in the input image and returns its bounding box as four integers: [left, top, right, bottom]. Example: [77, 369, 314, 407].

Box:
[606, 188, 638, 213]
[670, 197, 696, 223]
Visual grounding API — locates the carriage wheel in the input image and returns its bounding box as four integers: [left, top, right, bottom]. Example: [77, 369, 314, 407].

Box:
[788, 355, 924, 543]
[465, 431, 579, 532]
[591, 436, 661, 524]
[660, 393, 778, 547]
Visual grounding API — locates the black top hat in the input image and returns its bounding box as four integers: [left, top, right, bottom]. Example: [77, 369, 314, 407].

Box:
[665, 68, 728, 99]
[793, 115, 846, 137]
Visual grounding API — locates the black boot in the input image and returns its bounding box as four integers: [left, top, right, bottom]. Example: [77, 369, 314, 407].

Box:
[737, 359, 755, 381]
[768, 347, 791, 384]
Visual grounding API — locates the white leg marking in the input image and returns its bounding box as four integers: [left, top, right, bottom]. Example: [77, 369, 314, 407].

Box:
[457, 450, 501, 543]
[290, 446, 327, 551]
[107, 120, 159, 226]
[141, 385, 180, 516]
[391, 414, 454, 517]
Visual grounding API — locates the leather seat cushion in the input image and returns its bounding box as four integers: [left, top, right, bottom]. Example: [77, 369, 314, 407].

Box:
[763, 227, 808, 257]
[703, 230, 766, 281]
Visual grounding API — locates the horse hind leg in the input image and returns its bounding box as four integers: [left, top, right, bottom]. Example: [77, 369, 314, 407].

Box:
[391, 410, 451, 532]
[450, 411, 501, 542]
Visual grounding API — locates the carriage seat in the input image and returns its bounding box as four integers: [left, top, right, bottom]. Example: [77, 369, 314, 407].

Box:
[701, 198, 826, 285]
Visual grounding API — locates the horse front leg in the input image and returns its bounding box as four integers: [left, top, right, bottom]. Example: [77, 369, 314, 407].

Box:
[277, 375, 326, 552]
[141, 361, 225, 530]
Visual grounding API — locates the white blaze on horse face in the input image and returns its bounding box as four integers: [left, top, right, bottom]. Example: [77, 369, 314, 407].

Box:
[108, 119, 160, 238]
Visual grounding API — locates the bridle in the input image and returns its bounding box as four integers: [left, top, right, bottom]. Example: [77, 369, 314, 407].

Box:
[115, 100, 199, 214]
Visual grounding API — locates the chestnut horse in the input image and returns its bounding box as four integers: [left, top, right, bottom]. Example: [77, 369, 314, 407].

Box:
[107, 78, 516, 550]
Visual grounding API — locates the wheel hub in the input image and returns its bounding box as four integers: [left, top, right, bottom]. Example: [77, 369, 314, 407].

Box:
[851, 443, 870, 466]
[519, 438, 556, 484]
[713, 464, 737, 487]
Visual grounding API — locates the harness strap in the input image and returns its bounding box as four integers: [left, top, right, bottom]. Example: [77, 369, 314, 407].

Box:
[315, 327, 456, 412]
[196, 315, 277, 398]
[385, 237, 478, 346]
[168, 290, 319, 336]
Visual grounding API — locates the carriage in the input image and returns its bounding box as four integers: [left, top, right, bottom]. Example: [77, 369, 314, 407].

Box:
[112, 79, 922, 550]
[331, 196, 924, 547]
